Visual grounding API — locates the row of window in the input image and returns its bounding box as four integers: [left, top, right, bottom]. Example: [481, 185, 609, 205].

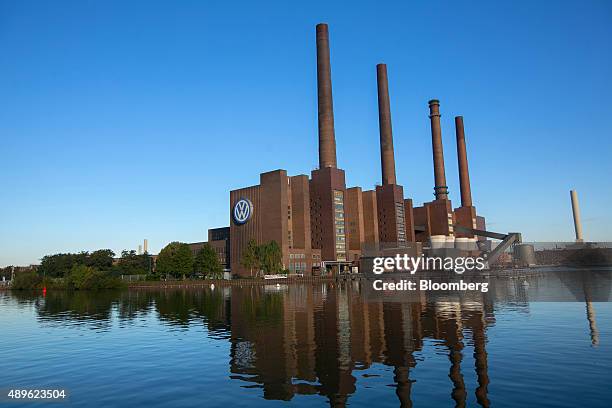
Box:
[288, 262, 325, 270]
[289, 262, 307, 271]
[395, 202, 407, 244]
[333, 190, 347, 262]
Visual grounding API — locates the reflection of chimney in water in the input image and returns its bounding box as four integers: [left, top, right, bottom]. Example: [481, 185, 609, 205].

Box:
[583, 282, 599, 346]
[473, 312, 490, 408]
[393, 366, 413, 407]
[586, 302, 600, 346]
[449, 312, 467, 407]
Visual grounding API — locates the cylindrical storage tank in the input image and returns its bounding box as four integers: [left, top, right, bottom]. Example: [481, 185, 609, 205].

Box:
[430, 235, 446, 249]
[455, 237, 469, 251]
[445, 236, 455, 249]
[514, 244, 536, 267]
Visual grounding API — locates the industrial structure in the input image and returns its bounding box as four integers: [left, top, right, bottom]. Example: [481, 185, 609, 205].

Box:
[570, 190, 584, 243]
[226, 23, 495, 277]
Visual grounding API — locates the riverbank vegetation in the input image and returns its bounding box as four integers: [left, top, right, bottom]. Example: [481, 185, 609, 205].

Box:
[240, 239, 285, 277]
[10, 271, 42, 290]
[193, 243, 223, 279]
[5, 239, 286, 290]
[9, 250, 130, 290]
[10, 265, 124, 290]
[155, 241, 223, 280]
[156, 242, 193, 278]
[39, 249, 151, 277]
[64, 265, 124, 290]
[8, 241, 228, 290]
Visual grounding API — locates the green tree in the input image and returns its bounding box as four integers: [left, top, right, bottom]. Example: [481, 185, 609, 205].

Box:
[240, 239, 260, 277]
[65, 264, 94, 289]
[156, 242, 194, 279]
[39, 253, 76, 278]
[87, 249, 115, 270]
[193, 244, 223, 279]
[65, 264, 123, 290]
[116, 250, 150, 275]
[11, 271, 42, 290]
[39, 252, 89, 277]
[259, 240, 283, 275]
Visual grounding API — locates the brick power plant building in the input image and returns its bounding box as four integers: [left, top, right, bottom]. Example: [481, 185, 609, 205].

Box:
[224, 23, 485, 277]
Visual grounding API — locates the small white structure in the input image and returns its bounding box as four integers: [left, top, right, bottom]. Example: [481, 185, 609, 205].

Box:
[264, 274, 288, 280]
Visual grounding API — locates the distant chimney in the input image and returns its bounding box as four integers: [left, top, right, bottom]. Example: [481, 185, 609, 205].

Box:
[138, 245, 142, 255]
[570, 190, 584, 242]
[455, 116, 472, 207]
[144, 239, 148, 253]
[377, 64, 397, 185]
[428, 99, 448, 199]
[316, 23, 337, 168]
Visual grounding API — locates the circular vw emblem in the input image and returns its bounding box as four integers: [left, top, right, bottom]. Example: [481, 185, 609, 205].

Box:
[233, 198, 253, 225]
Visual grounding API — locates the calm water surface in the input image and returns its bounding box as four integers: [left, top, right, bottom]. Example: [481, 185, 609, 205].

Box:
[1, 270, 611, 407]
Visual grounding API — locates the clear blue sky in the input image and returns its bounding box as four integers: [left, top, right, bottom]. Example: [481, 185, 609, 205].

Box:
[1, 0, 611, 266]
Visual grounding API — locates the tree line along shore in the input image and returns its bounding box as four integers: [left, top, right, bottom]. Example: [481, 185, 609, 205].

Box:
[2, 238, 288, 290]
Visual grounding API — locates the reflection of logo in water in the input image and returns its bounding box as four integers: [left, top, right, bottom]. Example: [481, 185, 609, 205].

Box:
[233, 198, 253, 225]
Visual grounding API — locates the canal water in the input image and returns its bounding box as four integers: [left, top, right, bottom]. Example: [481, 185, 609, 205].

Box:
[1, 269, 611, 407]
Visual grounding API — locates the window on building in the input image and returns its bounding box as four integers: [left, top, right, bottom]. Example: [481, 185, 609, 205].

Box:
[333, 190, 347, 261]
[395, 202, 407, 246]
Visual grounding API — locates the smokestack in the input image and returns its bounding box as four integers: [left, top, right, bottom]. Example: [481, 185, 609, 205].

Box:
[570, 190, 584, 242]
[144, 239, 148, 253]
[316, 23, 337, 169]
[455, 116, 472, 207]
[377, 63, 397, 185]
[428, 99, 448, 200]
[138, 245, 142, 255]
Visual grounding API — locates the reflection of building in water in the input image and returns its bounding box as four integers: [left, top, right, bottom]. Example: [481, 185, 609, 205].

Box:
[581, 273, 600, 346]
[27, 271, 609, 405]
[586, 301, 599, 346]
[226, 283, 500, 407]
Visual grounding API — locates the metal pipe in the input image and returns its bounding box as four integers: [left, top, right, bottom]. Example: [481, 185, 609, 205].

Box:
[455, 116, 472, 207]
[316, 23, 337, 168]
[428, 99, 448, 199]
[377, 63, 397, 185]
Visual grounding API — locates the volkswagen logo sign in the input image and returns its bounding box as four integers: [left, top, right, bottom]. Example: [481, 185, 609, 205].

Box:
[233, 198, 253, 225]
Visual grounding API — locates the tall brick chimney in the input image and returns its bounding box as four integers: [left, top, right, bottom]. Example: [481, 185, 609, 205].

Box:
[428, 99, 448, 200]
[316, 23, 337, 169]
[377, 63, 397, 185]
[455, 116, 472, 207]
